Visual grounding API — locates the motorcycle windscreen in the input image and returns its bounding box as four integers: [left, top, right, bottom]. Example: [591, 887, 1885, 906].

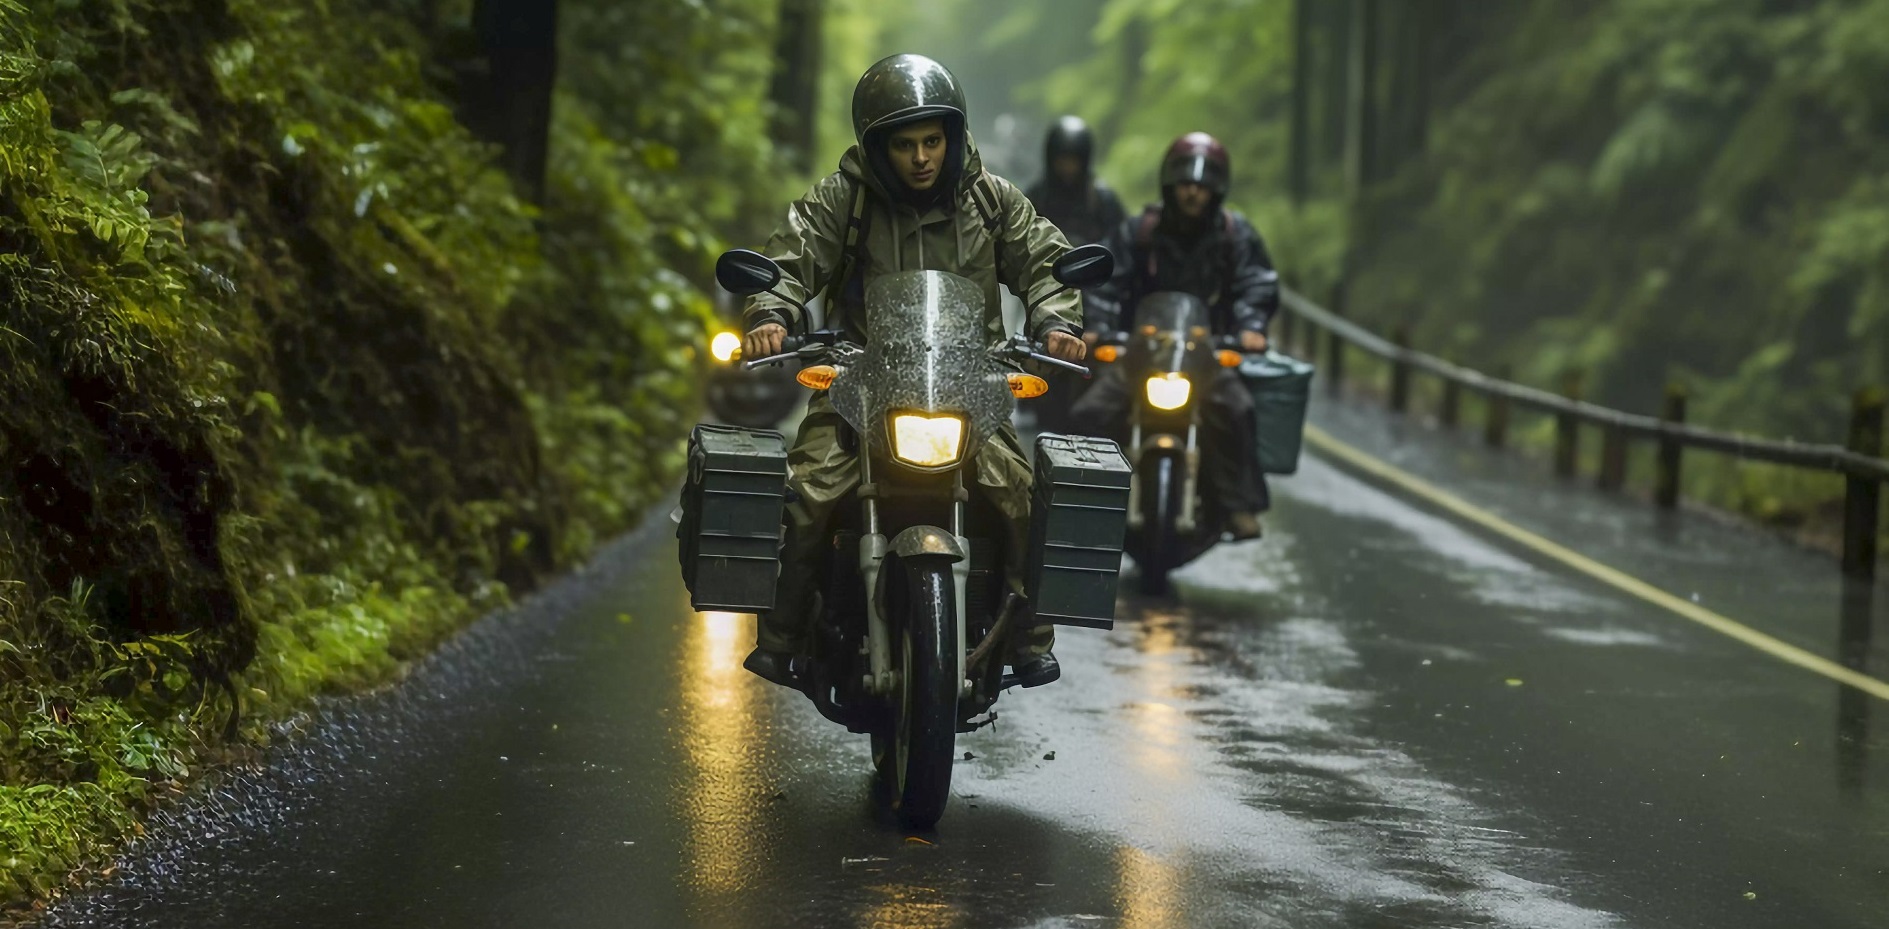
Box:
[1130, 291, 1212, 372]
[830, 270, 1015, 462]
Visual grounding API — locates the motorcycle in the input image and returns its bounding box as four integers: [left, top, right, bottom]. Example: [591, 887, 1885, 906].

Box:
[702, 288, 805, 429]
[713, 243, 1119, 828]
[1091, 292, 1247, 595]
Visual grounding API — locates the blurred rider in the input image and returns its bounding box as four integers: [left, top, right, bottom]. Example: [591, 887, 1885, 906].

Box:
[1072, 132, 1278, 540]
[1023, 116, 1126, 431]
[1024, 115, 1127, 248]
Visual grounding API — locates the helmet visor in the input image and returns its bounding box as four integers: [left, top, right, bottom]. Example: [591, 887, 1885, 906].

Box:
[1162, 154, 1212, 187]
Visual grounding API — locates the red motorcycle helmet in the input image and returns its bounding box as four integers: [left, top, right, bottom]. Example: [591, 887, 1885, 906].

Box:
[1159, 131, 1231, 197]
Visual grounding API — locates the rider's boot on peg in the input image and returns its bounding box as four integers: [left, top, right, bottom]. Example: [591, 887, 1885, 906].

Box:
[743, 646, 799, 689]
[1011, 652, 1062, 688]
[1229, 511, 1263, 541]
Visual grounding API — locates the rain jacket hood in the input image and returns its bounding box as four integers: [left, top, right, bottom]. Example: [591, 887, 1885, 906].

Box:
[745, 129, 1083, 350]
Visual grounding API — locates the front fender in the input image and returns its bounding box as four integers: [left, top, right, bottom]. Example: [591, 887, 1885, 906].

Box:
[888, 525, 965, 563]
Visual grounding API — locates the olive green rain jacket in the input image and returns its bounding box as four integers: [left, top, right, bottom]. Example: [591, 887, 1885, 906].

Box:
[742, 136, 1080, 658]
[742, 135, 1084, 346]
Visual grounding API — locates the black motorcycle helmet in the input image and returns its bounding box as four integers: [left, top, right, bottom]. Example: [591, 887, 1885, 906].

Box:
[851, 54, 969, 202]
[1044, 115, 1095, 181]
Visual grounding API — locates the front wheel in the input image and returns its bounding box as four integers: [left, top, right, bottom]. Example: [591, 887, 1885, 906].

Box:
[1137, 455, 1183, 595]
[871, 556, 959, 828]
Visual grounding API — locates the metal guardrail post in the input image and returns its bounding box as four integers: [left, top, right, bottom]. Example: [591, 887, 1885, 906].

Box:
[1440, 369, 1461, 428]
[1656, 385, 1687, 509]
[1554, 370, 1582, 478]
[1274, 306, 1293, 355]
[1841, 388, 1884, 581]
[1598, 424, 1627, 491]
[1389, 325, 1412, 414]
[1325, 283, 1347, 398]
[1484, 364, 1511, 449]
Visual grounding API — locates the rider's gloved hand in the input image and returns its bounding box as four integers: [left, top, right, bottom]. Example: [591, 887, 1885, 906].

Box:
[1046, 330, 1088, 363]
[745, 323, 787, 359]
[1239, 330, 1269, 353]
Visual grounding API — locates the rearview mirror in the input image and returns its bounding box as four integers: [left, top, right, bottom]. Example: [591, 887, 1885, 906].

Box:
[715, 249, 783, 297]
[1051, 243, 1114, 290]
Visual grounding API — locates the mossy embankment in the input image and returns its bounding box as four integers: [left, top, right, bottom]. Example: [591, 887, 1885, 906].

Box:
[0, 0, 781, 908]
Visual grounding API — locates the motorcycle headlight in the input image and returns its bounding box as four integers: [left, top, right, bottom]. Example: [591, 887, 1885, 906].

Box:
[890, 413, 966, 468]
[710, 331, 742, 363]
[1145, 373, 1192, 411]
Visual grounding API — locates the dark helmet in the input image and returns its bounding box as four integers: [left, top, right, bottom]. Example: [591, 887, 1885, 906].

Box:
[851, 54, 969, 196]
[1044, 115, 1095, 169]
[1159, 131, 1231, 197]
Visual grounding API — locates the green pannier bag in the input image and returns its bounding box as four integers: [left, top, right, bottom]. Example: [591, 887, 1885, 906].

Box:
[1238, 350, 1317, 475]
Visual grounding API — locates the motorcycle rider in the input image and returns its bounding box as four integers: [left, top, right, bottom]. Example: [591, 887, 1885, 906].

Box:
[740, 54, 1088, 690]
[1023, 116, 1126, 432]
[1024, 116, 1127, 249]
[1071, 131, 1277, 541]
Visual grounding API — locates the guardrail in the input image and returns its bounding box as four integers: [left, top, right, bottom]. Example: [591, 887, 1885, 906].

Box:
[1273, 286, 1888, 583]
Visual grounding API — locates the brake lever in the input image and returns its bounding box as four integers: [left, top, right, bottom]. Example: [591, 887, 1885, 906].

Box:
[742, 352, 797, 370]
[1027, 352, 1092, 379]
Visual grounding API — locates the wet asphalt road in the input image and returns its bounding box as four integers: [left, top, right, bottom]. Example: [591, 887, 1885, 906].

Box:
[38, 398, 1889, 929]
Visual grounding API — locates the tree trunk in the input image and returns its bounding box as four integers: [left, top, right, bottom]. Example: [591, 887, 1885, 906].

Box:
[1319, 0, 1351, 169]
[1346, 0, 1379, 194]
[461, 0, 560, 204]
[1409, 0, 1431, 160]
[769, 0, 823, 172]
[1289, 0, 1313, 208]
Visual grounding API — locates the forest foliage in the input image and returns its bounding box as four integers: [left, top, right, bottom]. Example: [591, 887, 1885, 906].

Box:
[849, 0, 1889, 528]
[0, 0, 782, 905]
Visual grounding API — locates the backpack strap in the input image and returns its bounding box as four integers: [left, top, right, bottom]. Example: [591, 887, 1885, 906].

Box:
[966, 171, 1005, 232]
[966, 171, 1012, 299]
[1135, 206, 1162, 278]
[1222, 209, 1238, 272]
[819, 176, 871, 318]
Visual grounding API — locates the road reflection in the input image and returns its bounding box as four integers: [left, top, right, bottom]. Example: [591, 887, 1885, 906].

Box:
[1115, 845, 1183, 929]
[855, 881, 962, 929]
[1124, 611, 1188, 783]
[1113, 608, 1192, 927]
[676, 609, 770, 909]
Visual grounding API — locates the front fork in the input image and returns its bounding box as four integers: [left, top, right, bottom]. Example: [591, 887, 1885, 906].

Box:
[856, 457, 970, 699]
[1125, 411, 1203, 533]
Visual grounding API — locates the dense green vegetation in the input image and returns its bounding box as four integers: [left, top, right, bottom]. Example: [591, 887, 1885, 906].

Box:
[0, 0, 781, 907]
[862, 0, 1889, 535]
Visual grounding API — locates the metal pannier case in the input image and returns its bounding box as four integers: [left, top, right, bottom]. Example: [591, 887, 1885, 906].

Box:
[677, 424, 788, 612]
[1027, 434, 1132, 630]
[1239, 350, 1316, 475]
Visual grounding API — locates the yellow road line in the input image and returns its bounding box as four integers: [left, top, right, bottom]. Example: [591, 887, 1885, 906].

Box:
[1303, 425, 1889, 701]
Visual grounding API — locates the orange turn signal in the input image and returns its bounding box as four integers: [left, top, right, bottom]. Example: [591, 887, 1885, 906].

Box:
[1093, 344, 1121, 363]
[1007, 373, 1049, 399]
[1216, 350, 1243, 368]
[797, 365, 838, 390]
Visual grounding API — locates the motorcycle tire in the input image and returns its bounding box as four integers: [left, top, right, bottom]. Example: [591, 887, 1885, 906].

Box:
[1137, 455, 1183, 596]
[870, 555, 959, 829]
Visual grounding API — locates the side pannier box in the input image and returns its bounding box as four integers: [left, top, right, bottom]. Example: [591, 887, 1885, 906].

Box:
[677, 424, 788, 612]
[1027, 434, 1132, 630]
